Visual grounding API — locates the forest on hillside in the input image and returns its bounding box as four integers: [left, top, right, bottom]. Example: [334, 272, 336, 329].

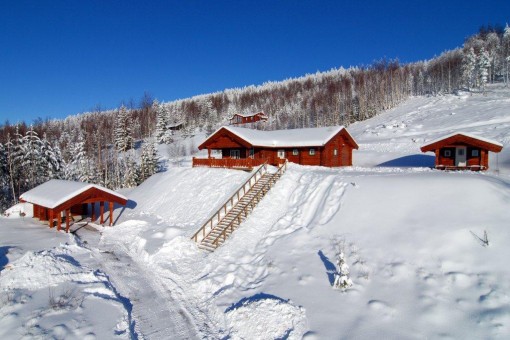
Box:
[1, 24, 510, 212]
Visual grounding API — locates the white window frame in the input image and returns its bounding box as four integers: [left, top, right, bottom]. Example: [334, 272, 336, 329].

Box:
[333, 149, 338, 156]
[293, 149, 299, 156]
[444, 149, 452, 157]
[309, 148, 316, 156]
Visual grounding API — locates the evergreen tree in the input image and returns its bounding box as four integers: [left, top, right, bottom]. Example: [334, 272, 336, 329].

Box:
[503, 24, 510, 85]
[139, 140, 159, 182]
[122, 154, 140, 188]
[462, 47, 477, 90]
[114, 105, 133, 152]
[478, 47, 490, 93]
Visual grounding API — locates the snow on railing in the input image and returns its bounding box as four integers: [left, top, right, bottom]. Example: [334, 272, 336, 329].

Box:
[192, 157, 267, 169]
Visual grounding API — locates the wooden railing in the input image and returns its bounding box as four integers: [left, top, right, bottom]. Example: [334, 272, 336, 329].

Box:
[192, 157, 268, 169]
[191, 162, 268, 243]
[211, 160, 288, 248]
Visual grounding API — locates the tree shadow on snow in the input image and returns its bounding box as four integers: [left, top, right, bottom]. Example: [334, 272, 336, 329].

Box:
[225, 292, 289, 313]
[318, 250, 336, 286]
[377, 154, 435, 168]
[0, 246, 13, 272]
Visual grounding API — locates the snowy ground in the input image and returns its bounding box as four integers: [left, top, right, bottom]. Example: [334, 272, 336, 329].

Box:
[1, 84, 510, 339]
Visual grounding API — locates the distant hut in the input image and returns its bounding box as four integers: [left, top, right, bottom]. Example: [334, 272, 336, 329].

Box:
[168, 122, 184, 131]
[420, 132, 503, 171]
[20, 180, 128, 232]
[229, 112, 269, 125]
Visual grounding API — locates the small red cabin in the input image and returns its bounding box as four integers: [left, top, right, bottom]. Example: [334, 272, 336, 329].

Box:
[229, 112, 269, 125]
[19, 179, 128, 232]
[421, 132, 503, 171]
[194, 125, 358, 168]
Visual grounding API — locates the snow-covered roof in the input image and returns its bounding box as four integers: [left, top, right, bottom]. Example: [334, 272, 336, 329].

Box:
[421, 131, 503, 150]
[20, 179, 128, 209]
[209, 125, 354, 148]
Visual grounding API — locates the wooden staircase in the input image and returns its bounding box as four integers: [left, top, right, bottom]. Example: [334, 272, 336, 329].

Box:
[191, 160, 287, 252]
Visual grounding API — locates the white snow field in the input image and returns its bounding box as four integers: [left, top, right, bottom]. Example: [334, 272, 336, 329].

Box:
[1, 83, 510, 339]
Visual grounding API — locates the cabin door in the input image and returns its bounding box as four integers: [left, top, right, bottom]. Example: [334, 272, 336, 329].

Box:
[277, 150, 285, 159]
[455, 146, 467, 167]
[230, 149, 240, 159]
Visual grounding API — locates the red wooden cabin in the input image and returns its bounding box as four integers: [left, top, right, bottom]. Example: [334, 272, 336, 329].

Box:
[229, 112, 269, 125]
[19, 179, 128, 232]
[420, 132, 503, 171]
[194, 125, 358, 168]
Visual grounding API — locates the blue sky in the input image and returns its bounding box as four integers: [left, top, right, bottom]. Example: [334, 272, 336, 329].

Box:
[1, 0, 509, 124]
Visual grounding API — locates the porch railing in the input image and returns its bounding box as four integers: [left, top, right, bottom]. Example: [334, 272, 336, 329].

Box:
[192, 157, 268, 169]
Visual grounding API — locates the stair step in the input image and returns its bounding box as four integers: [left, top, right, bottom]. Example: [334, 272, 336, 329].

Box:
[193, 164, 287, 251]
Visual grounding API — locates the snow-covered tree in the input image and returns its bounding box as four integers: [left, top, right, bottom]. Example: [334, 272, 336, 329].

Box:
[139, 140, 159, 182]
[503, 24, 510, 85]
[69, 132, 97, 183]
[478, 47, 491, 93]
[122, 154, 139, 188]
[114, 105, 133, 152]
[333, 250, 353, 290]
[462, 47, 477, 90]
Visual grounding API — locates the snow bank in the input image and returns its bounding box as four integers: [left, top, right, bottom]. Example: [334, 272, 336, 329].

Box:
[225, 294, 307, 339]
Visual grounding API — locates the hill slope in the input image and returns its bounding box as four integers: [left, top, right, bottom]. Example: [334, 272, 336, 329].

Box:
[1, 84, 510, 338]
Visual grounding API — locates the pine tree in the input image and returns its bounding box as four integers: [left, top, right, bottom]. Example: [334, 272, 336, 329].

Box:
[139, 140, 159, 182]
[114, 105, 133, 152]
[66, 133, 98, 183]
[122, 154, 140, 188]
[462, 47, 477, 90]
[478, 47, 490, 93]
[503, 24, 510, 85]
[20, 126, 44, 189]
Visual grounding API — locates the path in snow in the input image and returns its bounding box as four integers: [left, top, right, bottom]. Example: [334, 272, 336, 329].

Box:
[76, 222, 201, 340]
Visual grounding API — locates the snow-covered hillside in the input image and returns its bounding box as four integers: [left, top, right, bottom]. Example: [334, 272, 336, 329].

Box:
[1, 84, 510, 339]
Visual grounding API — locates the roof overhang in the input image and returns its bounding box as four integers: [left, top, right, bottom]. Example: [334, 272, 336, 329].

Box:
[421, 133, 503, 153]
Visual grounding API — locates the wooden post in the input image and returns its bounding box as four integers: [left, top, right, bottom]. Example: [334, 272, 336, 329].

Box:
[208, 148, 211, 158]
[109, 202, 114, 226]
[48, 209, 54, 228]
[100, 201, 104, 224]
[435, 149, 440, 167]
[57, 211, 62, 231]
[91, 202, 96, 221]
[65, 209, 70, 233]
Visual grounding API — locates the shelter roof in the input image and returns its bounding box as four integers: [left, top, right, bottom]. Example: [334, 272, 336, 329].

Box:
[20, 180, 127, 209]
[421, 132, 503, 152]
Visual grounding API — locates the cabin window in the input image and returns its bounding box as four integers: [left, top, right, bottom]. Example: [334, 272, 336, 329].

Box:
[333, 149, 338, 156]
[277, 150, 285, 159]
[471, 149, 479, 157]
[444, 149, 452, 157]
[249, 148, 255, 158]
[293, 149, 298, 156]
[309, 148, 316, 156]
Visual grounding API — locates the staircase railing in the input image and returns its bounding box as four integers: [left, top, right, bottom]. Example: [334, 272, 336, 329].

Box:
[191, 162, 268, 243]
[211, 160, 288, 248]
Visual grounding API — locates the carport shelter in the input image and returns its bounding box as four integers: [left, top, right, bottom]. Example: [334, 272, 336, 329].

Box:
[20, 179, 128, 232]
